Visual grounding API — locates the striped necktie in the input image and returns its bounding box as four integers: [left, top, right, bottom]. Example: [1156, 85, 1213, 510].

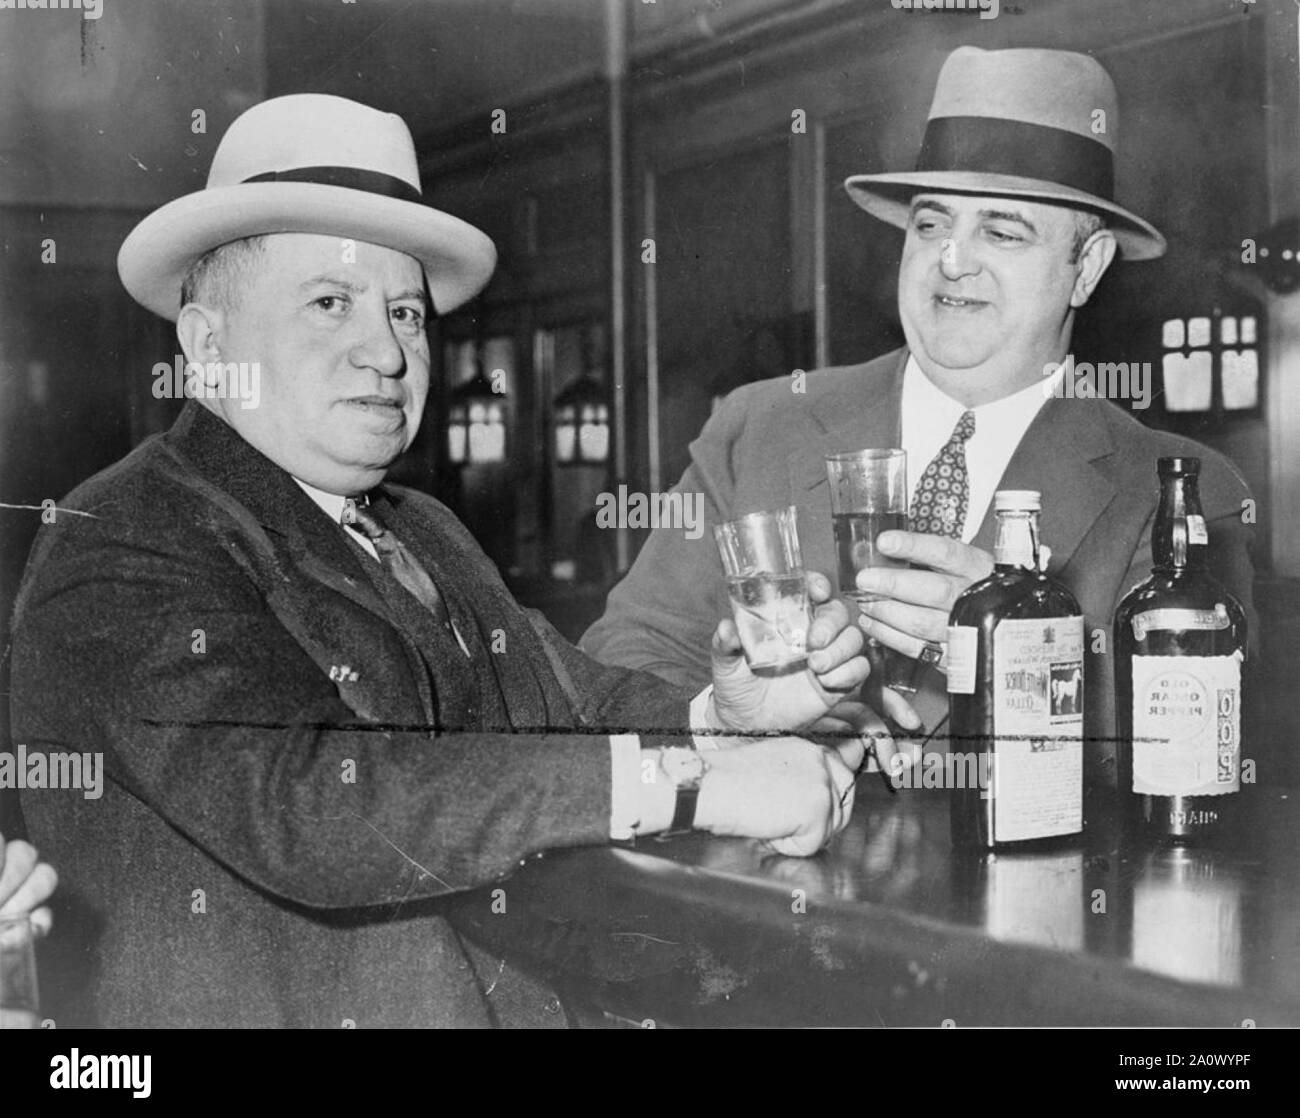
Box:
[342, 498, 456, 634]
[910, 410, 976, 539]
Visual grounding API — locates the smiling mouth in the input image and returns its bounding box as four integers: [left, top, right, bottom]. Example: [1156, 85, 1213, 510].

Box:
[933, 294, 988, 310]
[346, 396, 404, 409]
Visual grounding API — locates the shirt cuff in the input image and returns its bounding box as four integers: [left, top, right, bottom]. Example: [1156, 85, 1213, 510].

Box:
[608, 733, 643, 840]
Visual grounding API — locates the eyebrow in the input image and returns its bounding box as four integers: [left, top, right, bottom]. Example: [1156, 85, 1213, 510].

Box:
[909, 199, 1038, 236]
[979, 209, 1038, 235]
[298, 275, 428, 306]
[298, 274, 368, 294]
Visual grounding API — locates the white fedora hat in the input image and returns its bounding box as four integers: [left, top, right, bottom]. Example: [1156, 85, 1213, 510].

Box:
[845, 47, 1166, 261]
[118, 94, 497, 321]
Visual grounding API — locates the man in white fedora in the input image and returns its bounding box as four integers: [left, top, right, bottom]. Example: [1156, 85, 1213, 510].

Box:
[9, 93, 880, 1028]
[582, 46, 1258, 785]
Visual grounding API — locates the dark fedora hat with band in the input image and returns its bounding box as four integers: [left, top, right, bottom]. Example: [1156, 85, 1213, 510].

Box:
[119, 94, 497, 321]
[845, 46, 1166, 260]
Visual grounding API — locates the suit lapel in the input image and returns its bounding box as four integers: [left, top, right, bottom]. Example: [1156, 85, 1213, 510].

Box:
[972, 394, 1119, 571]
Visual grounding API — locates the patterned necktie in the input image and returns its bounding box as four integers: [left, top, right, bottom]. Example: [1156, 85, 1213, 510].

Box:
[342, 498, 456, 633]
[910, 410, 976, 539]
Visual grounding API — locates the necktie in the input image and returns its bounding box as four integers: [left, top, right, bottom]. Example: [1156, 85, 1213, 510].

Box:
[910, 410, 976, 539]
[342, 498, 456, 634]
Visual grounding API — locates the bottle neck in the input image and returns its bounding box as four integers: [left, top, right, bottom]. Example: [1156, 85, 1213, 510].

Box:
[1152, 474, 1208, 574]
[993, 511, 1040, 572]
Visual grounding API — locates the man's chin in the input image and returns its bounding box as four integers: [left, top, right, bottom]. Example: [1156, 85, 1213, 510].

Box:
[304, 437, 408, 489]
[912, 343, 998, 374]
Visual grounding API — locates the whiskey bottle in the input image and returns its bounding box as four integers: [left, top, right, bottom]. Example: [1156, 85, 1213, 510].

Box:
[1113, 457, 1247, 841]
[947, 491, 1085, 848]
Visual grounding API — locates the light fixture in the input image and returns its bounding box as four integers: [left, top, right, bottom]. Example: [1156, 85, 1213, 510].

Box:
[447, 358, 507, 465]
[554, 326, 610, 465]
[554, 375, 609, 465]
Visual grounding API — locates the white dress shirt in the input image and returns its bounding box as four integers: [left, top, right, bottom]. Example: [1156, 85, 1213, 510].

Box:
[900, 355, 1062, 542]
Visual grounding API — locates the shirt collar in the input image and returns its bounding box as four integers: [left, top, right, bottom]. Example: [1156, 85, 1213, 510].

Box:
[293, 478, 361, 526]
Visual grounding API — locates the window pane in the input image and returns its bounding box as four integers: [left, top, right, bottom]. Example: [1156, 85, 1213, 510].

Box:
[579, 421, 609, 461]
[469, 420, 505, 463]
[1240, 316, 1257, 345]
[448, 426, 466, 464]
[1222, 349, 1259, 410]
[1163, 352, 1213, 412]
[1220, 316, 1238, 346]
[556, 424, 576, 461]
[1162, 319, 1185, 349]
[1187, 317, 1211, 348]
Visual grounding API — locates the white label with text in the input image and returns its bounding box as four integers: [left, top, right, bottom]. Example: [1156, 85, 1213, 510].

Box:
[945, 625, 978, 695]
[1131, 654, 1240, 796]
[991, 615, 1084, 843]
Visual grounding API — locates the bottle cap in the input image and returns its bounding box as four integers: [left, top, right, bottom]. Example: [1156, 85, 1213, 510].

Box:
[994, 489, 1041, 512]
[1157, 456, 1201, 477]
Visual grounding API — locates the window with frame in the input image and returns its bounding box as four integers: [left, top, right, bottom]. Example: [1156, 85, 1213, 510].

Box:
[1160, 308, 1262, 417]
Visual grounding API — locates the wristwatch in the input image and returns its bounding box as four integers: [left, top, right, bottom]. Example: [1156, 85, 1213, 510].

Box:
[658, 746, 709, 835]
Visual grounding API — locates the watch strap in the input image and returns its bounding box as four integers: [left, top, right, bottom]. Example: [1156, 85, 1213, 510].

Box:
[667, 785, 699, 835]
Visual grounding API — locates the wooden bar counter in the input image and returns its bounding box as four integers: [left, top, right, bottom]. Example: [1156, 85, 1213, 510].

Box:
[447, 780, 1300, 1028]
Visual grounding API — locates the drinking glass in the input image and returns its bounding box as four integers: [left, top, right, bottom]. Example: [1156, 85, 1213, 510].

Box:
[825, 449, 922, 693]
[825, 448, 908, 603]
[714, 506, 811, 671]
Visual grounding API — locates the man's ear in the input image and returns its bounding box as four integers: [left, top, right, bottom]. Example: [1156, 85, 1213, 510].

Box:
[176, 302, 225, 370]
[1070, 229, 1118, 308]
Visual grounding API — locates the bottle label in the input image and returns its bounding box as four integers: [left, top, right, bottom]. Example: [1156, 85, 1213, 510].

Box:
[1131, 604, 1230, 641]
[991, 616, 1084, 842]
[946, 625, 978, 694]
[1186, 514, 1208, 545]
[1131, 655, 1241, 796]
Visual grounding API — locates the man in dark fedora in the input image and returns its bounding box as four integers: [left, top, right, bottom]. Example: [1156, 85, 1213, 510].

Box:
[9, 93, 879, 1028]
[582, 46, 1258, 782]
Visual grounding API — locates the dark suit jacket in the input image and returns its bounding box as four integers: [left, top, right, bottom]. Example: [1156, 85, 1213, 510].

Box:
[581, 348, 1258, 784]
[10, 400, 692, 1028]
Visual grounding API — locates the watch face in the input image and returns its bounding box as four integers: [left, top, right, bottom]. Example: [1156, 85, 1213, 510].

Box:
[660, 747, 706, 788]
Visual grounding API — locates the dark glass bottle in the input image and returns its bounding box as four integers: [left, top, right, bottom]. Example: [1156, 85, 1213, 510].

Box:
[947, 491, 1085, 848]
[1113, 457, 1248, 842]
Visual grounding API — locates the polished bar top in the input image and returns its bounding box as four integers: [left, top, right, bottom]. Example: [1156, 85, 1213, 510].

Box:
[448, 782, 1300, 1027]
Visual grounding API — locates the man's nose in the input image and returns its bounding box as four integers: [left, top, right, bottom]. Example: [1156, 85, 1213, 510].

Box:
[938, 235, 979, 281]
[350, 310, 406, 377]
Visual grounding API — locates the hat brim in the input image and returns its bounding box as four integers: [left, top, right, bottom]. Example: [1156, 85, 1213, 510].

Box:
[844, 171, 1166, 261]
[118, 182, 498, 322]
